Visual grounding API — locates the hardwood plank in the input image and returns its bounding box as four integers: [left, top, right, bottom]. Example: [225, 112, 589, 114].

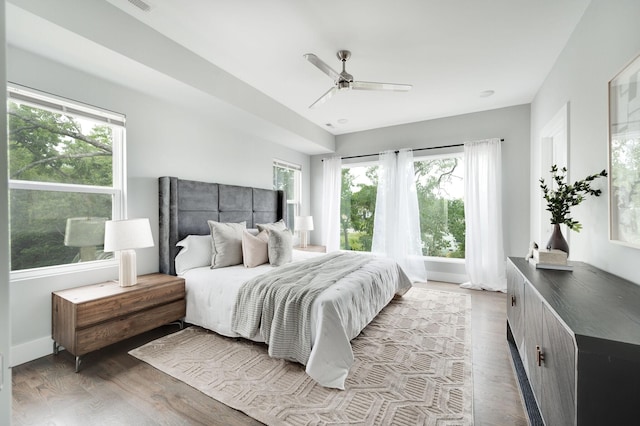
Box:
[13, 281, 527, 425]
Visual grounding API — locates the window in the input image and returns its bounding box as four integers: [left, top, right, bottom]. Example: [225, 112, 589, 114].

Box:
[339, 152, 466, 258]
[340, 164, 378, 251]
[7, 85, 125, 274]
[414, 154, 465, 258]
[272, 160, 301, 230]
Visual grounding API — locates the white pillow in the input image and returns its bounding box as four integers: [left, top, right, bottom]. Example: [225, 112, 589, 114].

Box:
[208, 220, 246, 269]
[174, 235, 212, 275]
[242, 230, 269, 268]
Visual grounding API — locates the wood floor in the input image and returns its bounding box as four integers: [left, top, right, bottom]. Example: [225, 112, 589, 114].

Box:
[12, 281, 527, 425]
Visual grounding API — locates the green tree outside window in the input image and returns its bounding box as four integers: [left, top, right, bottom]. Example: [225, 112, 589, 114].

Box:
[340, 156, 465, 258]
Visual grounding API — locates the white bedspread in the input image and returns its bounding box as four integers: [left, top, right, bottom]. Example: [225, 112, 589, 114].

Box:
[181, 250, 411, 389]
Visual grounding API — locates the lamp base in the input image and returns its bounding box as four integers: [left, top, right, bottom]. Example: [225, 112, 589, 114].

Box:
[119, 249, 138, 287]
[300, 231, 309, 248]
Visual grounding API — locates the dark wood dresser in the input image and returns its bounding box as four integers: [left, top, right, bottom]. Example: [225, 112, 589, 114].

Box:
[506, 257, 640, 426]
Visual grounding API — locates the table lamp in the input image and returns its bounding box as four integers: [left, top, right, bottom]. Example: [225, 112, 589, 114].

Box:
[104, 218, 154, 287]
[64, 217, 107, 262]
[294, 216, 314, 248]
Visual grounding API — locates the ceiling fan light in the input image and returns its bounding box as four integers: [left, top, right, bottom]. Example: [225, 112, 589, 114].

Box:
[337, 80, 351, 91]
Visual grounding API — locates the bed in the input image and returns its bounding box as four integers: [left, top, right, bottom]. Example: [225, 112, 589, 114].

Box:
[158, 176, 412, 389]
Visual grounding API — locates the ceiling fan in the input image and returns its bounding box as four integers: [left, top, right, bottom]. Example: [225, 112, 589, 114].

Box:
[303, 50, 412, 108]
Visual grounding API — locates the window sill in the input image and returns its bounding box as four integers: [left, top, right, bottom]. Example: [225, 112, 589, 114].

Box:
[10, 259, 118, 282]
[423, 256, 465, 264]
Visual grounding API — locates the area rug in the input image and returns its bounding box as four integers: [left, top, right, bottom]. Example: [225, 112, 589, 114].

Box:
[129, 288, 473, 425]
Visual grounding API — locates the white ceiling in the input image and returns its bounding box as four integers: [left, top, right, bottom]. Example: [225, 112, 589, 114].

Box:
[102, 0, 590, 135]
[7, 0, 591, 152]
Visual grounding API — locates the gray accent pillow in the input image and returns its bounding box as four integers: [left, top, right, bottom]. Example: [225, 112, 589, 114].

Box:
[208, 220, 246, 269]
[257, 219, 287, 233]
[268, 228, 293, 266]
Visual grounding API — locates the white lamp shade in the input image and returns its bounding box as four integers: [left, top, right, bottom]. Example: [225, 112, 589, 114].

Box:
[64, 217, 107, 247]
[104, 218, 154, 252]
[294, 216, 314, 231]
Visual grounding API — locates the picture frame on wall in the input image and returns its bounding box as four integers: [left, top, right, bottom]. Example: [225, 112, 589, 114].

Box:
[609, 53, 640, 248]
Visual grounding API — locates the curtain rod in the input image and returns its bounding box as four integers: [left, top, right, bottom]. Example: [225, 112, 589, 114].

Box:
[332, 139, 504, 161]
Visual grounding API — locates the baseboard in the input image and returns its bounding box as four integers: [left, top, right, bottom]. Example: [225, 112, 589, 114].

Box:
[427, 271, 468, 284]
[11, 336, 53, 367]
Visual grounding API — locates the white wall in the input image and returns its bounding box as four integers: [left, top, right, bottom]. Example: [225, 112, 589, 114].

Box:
[310, 104, 531, 281]
[8, 46, 312, 365]
[0, 0, 13, 421]
[530, 0, 640, 284]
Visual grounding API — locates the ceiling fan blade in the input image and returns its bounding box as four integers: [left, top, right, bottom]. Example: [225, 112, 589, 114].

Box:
[309, 86, 337, 109]
[352, 81, 412, 92]
[304, 53, 340, 82]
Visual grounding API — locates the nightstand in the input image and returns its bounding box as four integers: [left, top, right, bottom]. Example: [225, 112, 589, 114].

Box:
[294, 245, 326, 253]
[52, 273, 185, 372]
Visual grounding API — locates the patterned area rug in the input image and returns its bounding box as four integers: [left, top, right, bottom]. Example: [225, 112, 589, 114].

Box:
[129, 288, 473, 425]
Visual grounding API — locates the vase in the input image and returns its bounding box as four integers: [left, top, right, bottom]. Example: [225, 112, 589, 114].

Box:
[546, 223, 569, 257]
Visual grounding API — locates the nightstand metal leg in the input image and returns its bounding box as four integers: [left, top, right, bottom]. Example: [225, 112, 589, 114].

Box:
[53, 341, 59, 355]
[75, 356, 82, 373]
[168, 319, 184, 330]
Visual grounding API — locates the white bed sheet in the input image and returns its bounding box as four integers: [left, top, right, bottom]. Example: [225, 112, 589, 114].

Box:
[180, 250, 411, 389]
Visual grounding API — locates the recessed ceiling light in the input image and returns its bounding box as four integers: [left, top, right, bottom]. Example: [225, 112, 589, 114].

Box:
[337, 118, 349, 124]
[479, 90, 495, 98]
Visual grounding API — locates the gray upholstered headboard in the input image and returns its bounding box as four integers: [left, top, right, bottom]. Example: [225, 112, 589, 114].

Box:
[158, 176, 287, 275]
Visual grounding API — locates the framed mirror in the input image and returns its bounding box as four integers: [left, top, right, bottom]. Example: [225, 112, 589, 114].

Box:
[609, 53, 640, 248]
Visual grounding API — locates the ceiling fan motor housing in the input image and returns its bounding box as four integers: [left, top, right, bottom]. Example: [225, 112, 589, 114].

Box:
[337, 80, 351, 90]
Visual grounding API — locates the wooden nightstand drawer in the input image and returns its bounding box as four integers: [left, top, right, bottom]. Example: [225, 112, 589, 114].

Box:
[75, 299, 186, 355]
[74, 279, 184, 327]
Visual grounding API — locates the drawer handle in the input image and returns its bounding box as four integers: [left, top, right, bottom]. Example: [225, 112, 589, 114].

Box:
[511, 295, 516, 306]
[536, 345, 545, 366]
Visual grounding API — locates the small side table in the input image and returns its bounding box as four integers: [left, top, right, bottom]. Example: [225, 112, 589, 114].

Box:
[294, 245, 326, 253]
[52, 273, 185, 372]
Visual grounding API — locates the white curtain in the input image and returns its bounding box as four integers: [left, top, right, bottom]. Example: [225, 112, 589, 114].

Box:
[372, 149, 426, 282]
[461, 138, 506, 292]
[322, 156, 342, 252]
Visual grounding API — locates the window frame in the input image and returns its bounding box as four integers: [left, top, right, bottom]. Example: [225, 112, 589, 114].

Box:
[7, 84, 126, 280]
[272, 159, 302, 230]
